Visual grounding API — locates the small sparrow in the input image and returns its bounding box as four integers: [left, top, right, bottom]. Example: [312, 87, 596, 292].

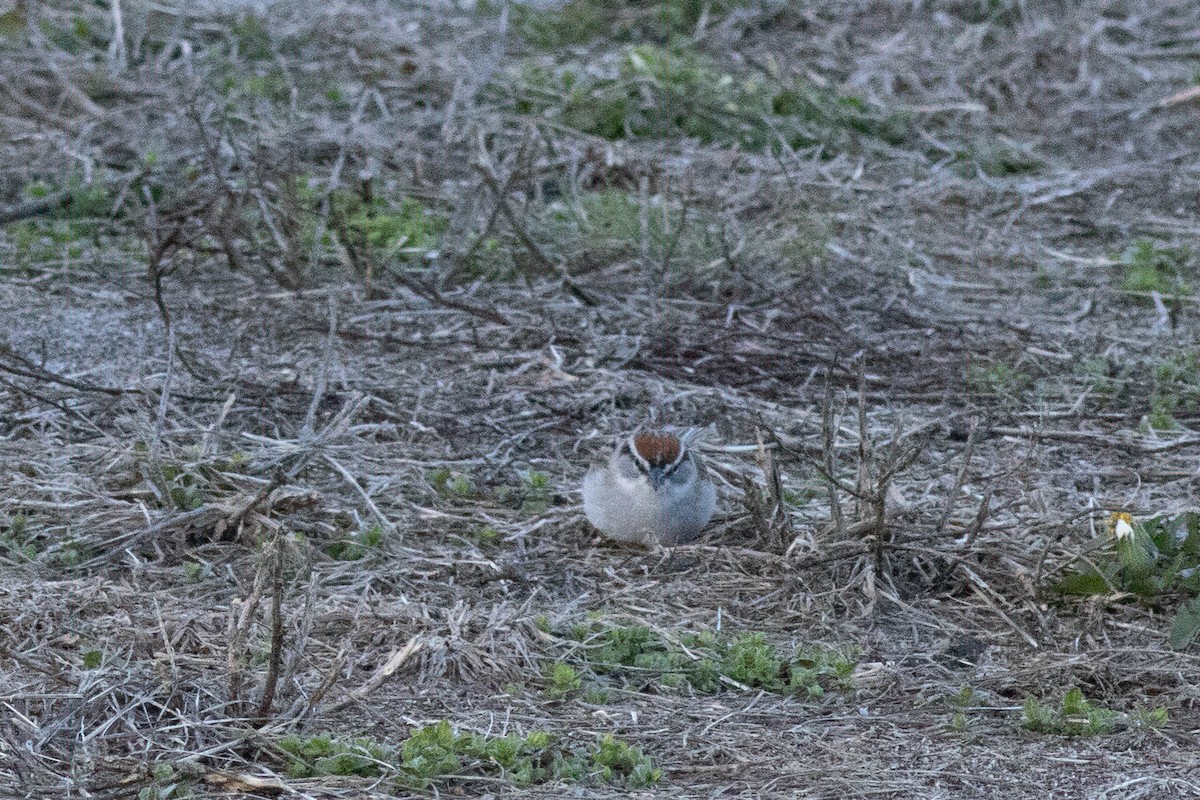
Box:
[582, 431, 717, 546]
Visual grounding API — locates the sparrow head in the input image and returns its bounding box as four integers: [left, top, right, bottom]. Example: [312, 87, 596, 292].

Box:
[613, 431, 693, 491]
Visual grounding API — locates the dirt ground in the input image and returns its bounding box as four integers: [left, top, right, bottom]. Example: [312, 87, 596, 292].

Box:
[3, 0, 1200, 797]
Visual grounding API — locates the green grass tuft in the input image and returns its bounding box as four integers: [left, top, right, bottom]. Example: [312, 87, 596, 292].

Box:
[326, 524, 385, 561]
[498, 44, 908, 153]
[494, 0, 738, 48]
[1021, 688, 1119, 737]
[429, 468, 474, 498]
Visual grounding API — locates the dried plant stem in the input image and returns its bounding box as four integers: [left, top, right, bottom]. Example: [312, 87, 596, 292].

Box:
[255, 535, 286, 724]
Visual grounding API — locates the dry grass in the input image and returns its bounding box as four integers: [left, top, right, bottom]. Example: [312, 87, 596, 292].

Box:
[3, 0, 1200, 797]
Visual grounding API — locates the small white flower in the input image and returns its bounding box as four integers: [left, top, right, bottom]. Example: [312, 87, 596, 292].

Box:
[1114, 518, 1134, 541]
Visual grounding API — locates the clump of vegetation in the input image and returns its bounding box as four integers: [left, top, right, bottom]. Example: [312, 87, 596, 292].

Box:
[545, 661, 584, 699]
[37, 13, 104, 55]
[568, 620, 855, 696]
[787, 643, 858, 698]
[182, 560, 213, 582]
[228, 12, 273, 61]
[279, 725, 660, 789]
[1074, 352, 1200, 426]
[1021, 688, 1125, 737]
[951, 139, 1042, 178]
[3, 177, 117, 273]
[719, 633, 784, 690]
[577, 734, 660, 787]
[326, 524, 385, 561]
[470, 526, 501, 547]
[4, 509, 90, 568]
[516, 188, 724, 282]
[1055, 511, 1200, 650]
[578, 622, 716, 690]
[279, 732, 396, 778]
[138, 763, 190, 800]
[1076, 355, 1122, 399]
[159, 463, 205, 511]
[945, 685, 985, 741]
[44, 537, 85, 569]
[494, 0, 736, 48]
[1, 513, 36, 562]
[330, 192, 446, 260]
[1142, 352, 1200, 432]
[498, 44, 908, 152]
[774, 214, 832, 277]
[1117, 238, 1193, 297]
[954, 0, 1025, 25]
[429, 468, 474, 498]
[497, 470, 554, 515]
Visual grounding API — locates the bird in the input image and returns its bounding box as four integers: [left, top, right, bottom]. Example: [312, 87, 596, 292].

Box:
[582, 430, 717, 546]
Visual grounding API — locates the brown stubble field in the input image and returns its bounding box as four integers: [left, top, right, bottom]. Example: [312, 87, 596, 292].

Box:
[3, 0, 1200, 797]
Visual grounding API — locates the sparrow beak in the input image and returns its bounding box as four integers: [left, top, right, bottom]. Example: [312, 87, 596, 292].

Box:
[647, 466, 666, 490]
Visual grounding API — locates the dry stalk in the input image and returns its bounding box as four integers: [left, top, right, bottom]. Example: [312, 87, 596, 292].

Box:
[226, 543, 275, 718]
[821, 374, 844, 537]
[255, 534, 287, 725]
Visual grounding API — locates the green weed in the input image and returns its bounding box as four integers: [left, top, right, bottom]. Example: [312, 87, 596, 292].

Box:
[0, 7, 26, 39]
[160, 464, 205, 512]
[494, 0, 737, 48]
[331, 193, 446, 260]
[138, 763, 190, 800]
[586, 735, 661, 788]
[952, 139, 1042, 178]
[279, 732, 395, 778]
[497, 470, 554, 515]
[429, 468, 474, 498]
[944, 685, 986, 740]
[182, 561, 213, 582]
[545, 661, 583, 699]
[3, 177, 116, 272]
[1021, 688, 1120, 737]
[530, 188, 723, 280]
[775, 215, 832, 277]
[1118, 238, 1193, 297]
[229, 12, 273, 61]
[1055, 511, 1200, 650]
[471, 526, 501, 547]
[326, 524, 385, 561]
[569, 620, 854, 696]
[498, 44, 907, 152]
[39, 15, 101, 55]
[787, 644, 858, 698]
[1, 513, 36, 561]
[283, 723, 660, 789]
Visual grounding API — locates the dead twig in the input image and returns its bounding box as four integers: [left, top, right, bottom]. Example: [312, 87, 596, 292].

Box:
[255, 535, 286, 725]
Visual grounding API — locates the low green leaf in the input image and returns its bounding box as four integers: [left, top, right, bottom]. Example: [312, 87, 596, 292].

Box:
[1169, 596, 1200, 650]
[1055, 572, 1111, 596]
